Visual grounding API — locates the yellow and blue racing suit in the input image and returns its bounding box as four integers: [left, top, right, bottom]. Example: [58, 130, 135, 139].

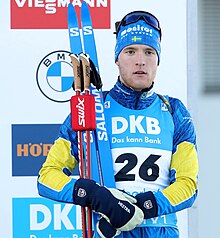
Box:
[38, 80, 198, 238]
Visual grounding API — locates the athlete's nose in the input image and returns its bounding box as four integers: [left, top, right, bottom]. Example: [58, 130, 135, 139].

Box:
[135, 52, 145, 66]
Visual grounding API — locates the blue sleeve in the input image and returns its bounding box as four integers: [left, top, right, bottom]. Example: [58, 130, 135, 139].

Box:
[154, 97, 199, 216]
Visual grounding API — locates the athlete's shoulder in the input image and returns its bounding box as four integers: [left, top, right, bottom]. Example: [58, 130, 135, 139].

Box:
[166, 96, 191, 119]
[166, 96, 196, 148]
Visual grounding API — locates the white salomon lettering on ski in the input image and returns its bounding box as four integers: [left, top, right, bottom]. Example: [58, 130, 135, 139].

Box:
[68, 2, 115, 187]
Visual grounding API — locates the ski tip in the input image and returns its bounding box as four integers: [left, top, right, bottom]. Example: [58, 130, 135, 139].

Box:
[81, 1, 90, 11]
[68, 3, 72, 11]
[81, 0, 92, 23]
[68, 2, 73, 9]
[68, 3, 76, 17]
[67, 2, 78, 26]
[81, 1, 88, 7]
[68, 3, 75, 14]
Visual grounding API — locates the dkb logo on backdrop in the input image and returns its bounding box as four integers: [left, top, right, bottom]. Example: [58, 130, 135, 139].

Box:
[12, 197, 82, 237]
[36, 50, 74, 103]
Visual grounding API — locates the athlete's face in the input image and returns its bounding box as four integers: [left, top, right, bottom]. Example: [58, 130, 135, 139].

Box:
[116, 44, 158, 91]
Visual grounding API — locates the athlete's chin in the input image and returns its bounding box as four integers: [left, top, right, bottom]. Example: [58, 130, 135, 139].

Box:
[131, 79, 152, 91]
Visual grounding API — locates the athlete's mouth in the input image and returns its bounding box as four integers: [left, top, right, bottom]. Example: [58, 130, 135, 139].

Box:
[134, 71, 146, 74]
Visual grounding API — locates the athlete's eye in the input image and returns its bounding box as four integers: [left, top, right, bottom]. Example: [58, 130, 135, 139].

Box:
[145, 50, 153, 55]
[126, 50, 135, 55]
[145, 49, 156, 55]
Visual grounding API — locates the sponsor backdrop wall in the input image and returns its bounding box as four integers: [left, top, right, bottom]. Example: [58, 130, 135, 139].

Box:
[1, 0, 188, 237]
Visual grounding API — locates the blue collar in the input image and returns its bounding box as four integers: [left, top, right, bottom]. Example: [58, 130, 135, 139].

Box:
[109, 80, 157, 110]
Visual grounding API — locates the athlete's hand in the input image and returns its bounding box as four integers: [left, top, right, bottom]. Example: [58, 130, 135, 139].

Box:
[96, 217, 121, 238]
[135, 191, 158, 219]
[73, 178, 144, 231]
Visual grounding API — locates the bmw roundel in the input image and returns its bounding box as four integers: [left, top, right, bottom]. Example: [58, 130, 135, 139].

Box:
[36, 50, 75, 102]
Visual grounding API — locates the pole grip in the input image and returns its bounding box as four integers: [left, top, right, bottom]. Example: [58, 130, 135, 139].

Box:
[70, 54, 82, 91]
[80, 53, 90, 91]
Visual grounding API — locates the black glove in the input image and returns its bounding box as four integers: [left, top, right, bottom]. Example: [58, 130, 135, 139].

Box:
[96, 217, 121, 238]
[73, 178, 144, 231]
[135, 191, 158, 219]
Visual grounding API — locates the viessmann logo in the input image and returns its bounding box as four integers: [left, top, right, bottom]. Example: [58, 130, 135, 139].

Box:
[11, 0, 110, 29]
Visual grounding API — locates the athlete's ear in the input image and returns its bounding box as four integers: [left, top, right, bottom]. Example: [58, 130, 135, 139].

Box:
[115, 60, 119, 66]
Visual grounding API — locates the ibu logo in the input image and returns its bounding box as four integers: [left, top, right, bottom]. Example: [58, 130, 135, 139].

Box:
[112, 115, 161, 135]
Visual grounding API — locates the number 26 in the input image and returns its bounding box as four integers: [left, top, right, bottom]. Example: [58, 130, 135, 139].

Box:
[114, 153, 161, 182]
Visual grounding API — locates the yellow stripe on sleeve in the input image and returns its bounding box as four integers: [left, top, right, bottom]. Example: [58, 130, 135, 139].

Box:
[162, 142, 198, 206]
[38, 138, 78, 191]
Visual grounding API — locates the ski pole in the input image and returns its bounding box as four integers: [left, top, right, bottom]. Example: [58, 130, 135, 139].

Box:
[80, 53, 93, 238]
[70, 54, 87, 238]
[70, 53, 96, 238]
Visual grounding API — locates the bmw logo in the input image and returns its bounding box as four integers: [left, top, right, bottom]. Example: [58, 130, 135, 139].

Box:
[36, 50, 75, 102]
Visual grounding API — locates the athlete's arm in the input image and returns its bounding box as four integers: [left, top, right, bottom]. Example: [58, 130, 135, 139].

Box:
[37, 114, 79, 203]
[135, 98, 198, 218]
[37, 114, 144, 231]
[157, 97, 198, 215]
